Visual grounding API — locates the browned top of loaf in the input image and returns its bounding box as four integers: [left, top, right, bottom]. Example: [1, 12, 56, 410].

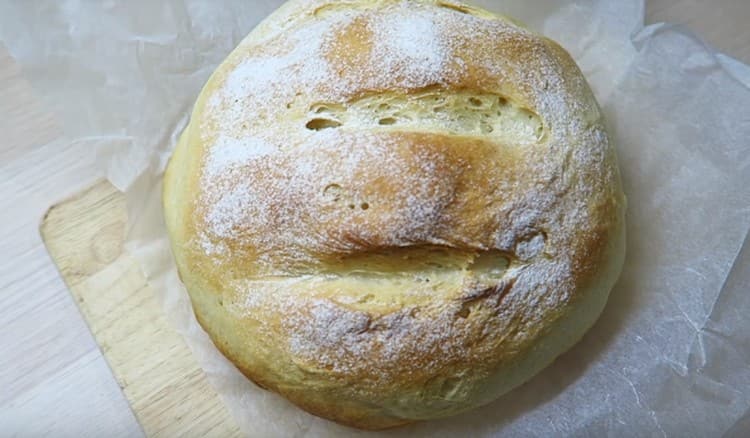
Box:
[163, 0, 623, 422]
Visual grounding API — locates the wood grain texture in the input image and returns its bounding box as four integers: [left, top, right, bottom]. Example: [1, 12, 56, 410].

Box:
[0, 43, 142, 438]
[40, 180, 241, 438]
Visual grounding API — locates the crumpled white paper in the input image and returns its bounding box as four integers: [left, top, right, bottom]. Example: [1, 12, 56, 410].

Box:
[2, 0, 749, 436]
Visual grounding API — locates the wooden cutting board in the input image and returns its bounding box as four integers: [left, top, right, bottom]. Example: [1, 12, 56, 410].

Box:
[39, 180, 241, 438]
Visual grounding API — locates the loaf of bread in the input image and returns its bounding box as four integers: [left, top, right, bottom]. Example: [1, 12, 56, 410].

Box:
[163, 0, 626, 430]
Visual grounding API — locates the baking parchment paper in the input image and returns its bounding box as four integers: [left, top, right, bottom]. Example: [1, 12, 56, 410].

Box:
[2, 0, 749, 436]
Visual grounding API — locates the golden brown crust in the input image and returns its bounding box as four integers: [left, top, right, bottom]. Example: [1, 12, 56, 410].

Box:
[163, 0, 626, 430]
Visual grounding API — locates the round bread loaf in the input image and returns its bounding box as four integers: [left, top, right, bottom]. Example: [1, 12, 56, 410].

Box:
[163, 0, 626, 430]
